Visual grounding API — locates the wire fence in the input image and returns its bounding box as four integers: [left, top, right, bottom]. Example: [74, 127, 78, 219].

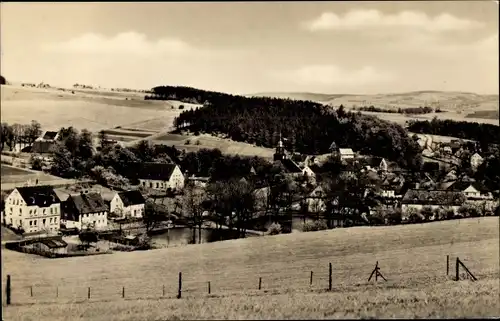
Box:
[3, 253, 496, 307]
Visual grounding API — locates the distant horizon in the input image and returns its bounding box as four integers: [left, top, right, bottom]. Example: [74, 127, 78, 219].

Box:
[3, 79, 498, 97]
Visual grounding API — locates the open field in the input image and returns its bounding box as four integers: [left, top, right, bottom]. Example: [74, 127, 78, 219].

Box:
[0, 85, 181, 133]
[0, 164, 80, 191]
[2, 217, 499, 320]
[152, 133, 275, 159]
[0, 164, 33, 176]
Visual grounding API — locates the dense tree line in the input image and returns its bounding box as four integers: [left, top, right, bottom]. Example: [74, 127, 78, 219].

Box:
[0, 121, 42, 151]
[353, 106, 437, 114]
[146, 86, 422, 169]
[408, 118, 500, 145]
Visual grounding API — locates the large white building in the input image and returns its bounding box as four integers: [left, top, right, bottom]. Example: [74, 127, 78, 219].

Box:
[2, 186, 61, 234]
[110, 190, 146, 219]
[61, 191, 108, 230]
[136, 163, 185, 191]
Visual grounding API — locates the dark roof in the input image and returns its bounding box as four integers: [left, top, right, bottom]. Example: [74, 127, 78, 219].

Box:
[42, 131, 58, 140]
[133, 162, 179, 180]
[363, 157, 384, 168]
[402, 189, 466, 206]
[69, 192, 108, 214]
[32, 141, 56, 154]
[118, 191, 145, 207]
[277, 159, 303, 173]
[16, 186, 60, 207]
[40, 238, 68, 249]
[447, 181, 489, 193]
[308, 164, 323, 173]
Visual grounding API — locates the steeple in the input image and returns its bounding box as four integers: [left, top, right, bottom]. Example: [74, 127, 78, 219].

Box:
[274, 131, 286, 161]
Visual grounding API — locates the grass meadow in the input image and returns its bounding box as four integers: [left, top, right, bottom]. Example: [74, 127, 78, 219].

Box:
[2, 217, 499, 320]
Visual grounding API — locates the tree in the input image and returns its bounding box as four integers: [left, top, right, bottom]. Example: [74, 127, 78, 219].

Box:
[143, 201, 168, 233]
[0, 123, 14, 151]
[78, 230, 98, 250]
[26, 120, 42, 145]
[182, 185, 207, 244]
[98, 130, 109, 149]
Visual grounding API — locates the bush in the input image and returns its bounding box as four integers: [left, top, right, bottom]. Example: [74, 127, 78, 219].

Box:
[421, 206, 434, 221]
[195, 140, 201, 145]
[267, 222, 282, 235]
[179, 105, 185, 110]
[458, 204, 482, 218]
[302, 220, 328, 232]
[385, 207, 402, 225]
[185, 139, 190, 145]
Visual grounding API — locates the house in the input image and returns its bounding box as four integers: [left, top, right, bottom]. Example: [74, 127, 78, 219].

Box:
[339, 148, 355, 160]
[301, 165, 317, 183]
[61, 191, 109, 230]
[362, 157, 388, 172]
[401, 189, 465, 219]
[304, 185, 327, 213]
[110, 190, 145, 219]
[186, 176, 210, 188]
[32, 130, 60, 154]
[2, 186, 61, 234]
[447, 180, 493, 200]
[134, 163, 185, 191]
[379, 174, 404, 198]
[470, 153, 484, 170]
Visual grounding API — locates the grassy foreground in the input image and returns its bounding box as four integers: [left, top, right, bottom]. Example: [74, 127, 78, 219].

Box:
[2, 217, 499, 320]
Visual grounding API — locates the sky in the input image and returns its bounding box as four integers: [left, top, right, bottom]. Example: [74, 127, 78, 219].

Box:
[1, 1, 498, 95]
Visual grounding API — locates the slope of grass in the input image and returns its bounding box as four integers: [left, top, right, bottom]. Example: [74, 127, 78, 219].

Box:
[2, 217, 499, 319]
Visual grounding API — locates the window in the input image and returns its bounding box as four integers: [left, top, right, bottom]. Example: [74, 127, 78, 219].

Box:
[34, 220, 37, 226]
[156, 182, 159, 188]
[50, 208, 53, 214]
[50, 217, 53, 223]
[43, 219, 46, 225]
[29, 220, 33, 226]
[43, 209, 46, 214]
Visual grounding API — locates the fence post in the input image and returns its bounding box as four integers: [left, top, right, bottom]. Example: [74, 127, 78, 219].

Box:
[258, 277, 262, 290]
[310, 271, 313, 286]
[446, 255, 449, 276]
[56, 286, 58, 298]
[88, 287, 91, 299]
[30, 285, 33, 297]
[6, 275, 11, 305]
[455, 257, 459, 281]
[122, 286, 125, 298]
[208, 281, 211, 294]
[177, 272, 182, 299]
[162, 284, 165, 297]
[328, 263, 332, 291]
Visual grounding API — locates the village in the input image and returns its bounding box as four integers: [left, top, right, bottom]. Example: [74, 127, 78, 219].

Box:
[1, 122, 498, 258]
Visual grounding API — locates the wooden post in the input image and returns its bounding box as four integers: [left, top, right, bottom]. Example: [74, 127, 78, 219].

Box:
[88, 287, 91, 299]
[56, 286, 58, 298]
[6, 275, 11, 305]
[310, 271, 313, 286]
[328, 263, 332, 291]
[30, 285, 33, 297]
[162, 284, 165, 297]
[455, 257, 459, 281]
[122, 286, 125, 298]
[446, 255, 449, 276]
[208, 281, 211, 294]
[258, 277, 262, 290]
[177, 272, 182, 299]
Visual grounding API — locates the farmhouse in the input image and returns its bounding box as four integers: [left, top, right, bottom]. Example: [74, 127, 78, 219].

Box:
[401, 189, 465, 218]
[61, 191, 108, 230]
[2, 185, 61, 234]
[110, 190, 146, 219]
[32, 130, 60, 154]
[135, 163, 185, 191]
[302, 185, 327, 213]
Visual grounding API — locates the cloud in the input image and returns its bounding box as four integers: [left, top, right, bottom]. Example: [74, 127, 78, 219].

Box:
[303, 10, 484, 32]
[41, 32, 244, 58]
[269, 65, 394, 88]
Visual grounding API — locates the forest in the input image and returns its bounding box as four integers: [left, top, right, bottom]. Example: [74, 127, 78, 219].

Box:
[407, 118, 500, 145]
[147, 86, 423, 169]
[352, 106, 438, 114]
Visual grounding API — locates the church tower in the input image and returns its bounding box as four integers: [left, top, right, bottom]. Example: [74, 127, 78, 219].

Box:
[273, 132, 286, 161]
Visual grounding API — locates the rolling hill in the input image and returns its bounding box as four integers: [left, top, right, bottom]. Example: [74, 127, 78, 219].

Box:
[2, 217, 499, 320]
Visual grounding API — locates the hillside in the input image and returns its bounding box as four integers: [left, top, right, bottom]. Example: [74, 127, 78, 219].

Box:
[152, 86, 423, 169]
[251, 91, 499, 125]
[2, 217, 499, 320]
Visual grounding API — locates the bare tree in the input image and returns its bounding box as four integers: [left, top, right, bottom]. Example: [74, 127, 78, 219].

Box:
[182, 185, 207, 244]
